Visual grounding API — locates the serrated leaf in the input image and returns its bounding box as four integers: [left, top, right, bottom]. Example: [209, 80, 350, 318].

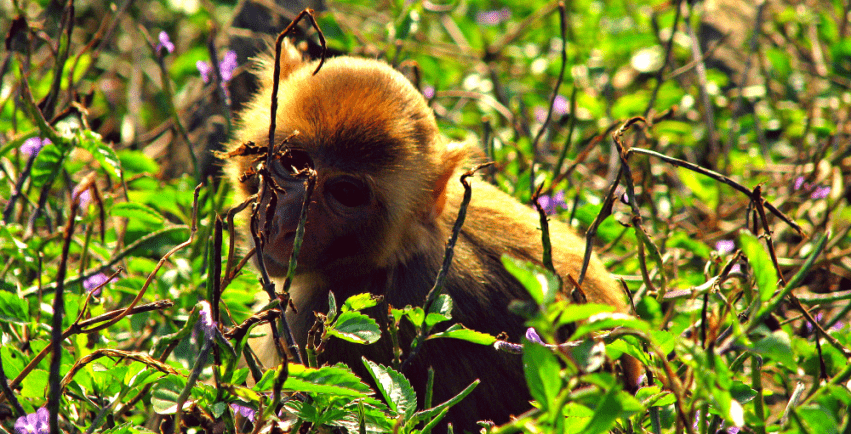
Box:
[341, 293, 381, 312]
[426, 324, 497, 345]
[428, 294, 453, 317]
[0, 290, 29, 324]
[739, 231, 778, 303]
[327, 291, 337, 323]
[362, 358, 417, 419]
[327, 311, 381, 344]
[111, 202, 165, 226]
[282, 364, 371, 397]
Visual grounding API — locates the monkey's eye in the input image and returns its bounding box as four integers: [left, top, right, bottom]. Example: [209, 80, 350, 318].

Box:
[271, 149, 313, 177]
[325, 177, 371, 208]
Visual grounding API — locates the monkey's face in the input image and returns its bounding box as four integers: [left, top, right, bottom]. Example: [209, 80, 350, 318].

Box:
[226, 57, 452, 279]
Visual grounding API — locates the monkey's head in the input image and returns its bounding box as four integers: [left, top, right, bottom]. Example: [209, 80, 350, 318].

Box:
[223, 45, 465, 280]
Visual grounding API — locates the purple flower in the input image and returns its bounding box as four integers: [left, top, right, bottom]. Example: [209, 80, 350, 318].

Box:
[422, 86, 435, 99]
[15, 407, 49, 434]
[20, 137, 51, 158]
[534, 106, 548, 124]
[715, 240, 735, 254]
[811, 186, 831, 200]
[197, 50, 238, 84]
[230, 403, 256, 422]
[219, 50, 237, 82]
[83, 273, 109, 296]
[537, 191, 567, 215]
[794, 176, 805, 190]
[156, 31, 174, 54]
[552, 95, 568, 116]
[196, 60, 212, 83]
[525, 327, 544, 344]
[72, 184, 92, 212]
[199, 301, 217, 338]
[476, 8, 511, 25]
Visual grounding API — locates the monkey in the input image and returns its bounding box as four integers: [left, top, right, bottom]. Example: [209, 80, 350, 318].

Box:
[221, 41, 635, 432]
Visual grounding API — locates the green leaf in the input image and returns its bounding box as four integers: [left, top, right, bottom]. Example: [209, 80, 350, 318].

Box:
[556, 303, 615, 327]
[341, 293, 381, 312]
[327, 311, 381, 344]
[31, 143, 67, 187]
[579, 387, 622, 434]
[523, 338, 561, 409]
[316, 13, 354, 52]
[501, 255, 559, 305]
[408, 379, 479, 427]
[739, 231, 778, 303]
[118, 150, 159, 175]
[111, 202, 166, 226]
[570, 313, 648, 341]
[151, 375, 186, 414]
[20, 369, 49, 399]
[0, 290, 29, 324]
[426, 323, 497, 345]
[282, 364, 371, 397]
[428, 294, 453, 317]
[753, 330, 795, 369]
[327, 291, 337, 323]
[677, 166, 718, 208]
[77, 129, 122, 179]
[797, 405, 839, 434]
[362, 358, 417, 419]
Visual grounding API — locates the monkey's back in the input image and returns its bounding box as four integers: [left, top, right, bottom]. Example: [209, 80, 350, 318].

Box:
[442, 173, 626, 312]
[390, 171, 628, 431]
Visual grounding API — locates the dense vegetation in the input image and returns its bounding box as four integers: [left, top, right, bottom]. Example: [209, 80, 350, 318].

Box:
[1, 0, 850, 433]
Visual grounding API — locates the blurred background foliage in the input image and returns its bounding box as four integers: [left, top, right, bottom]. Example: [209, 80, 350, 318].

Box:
[2, 0, 851, 432]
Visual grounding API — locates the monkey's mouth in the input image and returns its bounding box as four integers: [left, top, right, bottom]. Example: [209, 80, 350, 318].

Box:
[259, 231, 297, 276]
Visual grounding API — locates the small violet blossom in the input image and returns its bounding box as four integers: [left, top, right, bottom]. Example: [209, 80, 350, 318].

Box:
[537, 191, 567, 215]
[535, 95, 570, 123]
[230, 403, 256, 422]
[20, 137, 51, 158]
[198, 300, 217, 338]
[197, 50, 238, 84]
[83, 272, 109, 296]
[15, 407, 49, 434]
[72, 184, 93, 212]
[422, 85, 435, 99]
[156, 31, 175, 54]
[525, 327, 545, 345]
[811, 185, 831, 200]
[793, 176, 831, 200]
[476, 8, 511, 25]
[715, 240, 735, 255]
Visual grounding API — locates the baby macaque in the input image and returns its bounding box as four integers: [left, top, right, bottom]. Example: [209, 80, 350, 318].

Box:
[222, 41, 633, 431]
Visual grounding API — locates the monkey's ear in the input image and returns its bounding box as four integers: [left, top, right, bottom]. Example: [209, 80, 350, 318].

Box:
[275, 39, 305, 80]
[430, 143, 467, 219]
[256, 39, 304, 83]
